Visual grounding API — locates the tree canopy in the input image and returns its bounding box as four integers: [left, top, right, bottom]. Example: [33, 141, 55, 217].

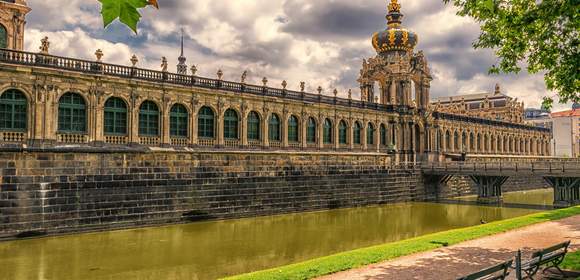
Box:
[443, 0, 579, 109]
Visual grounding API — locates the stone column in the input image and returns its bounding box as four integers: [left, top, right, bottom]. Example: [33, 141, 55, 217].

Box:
[349, 121, 354, 150]
[374, 122, 380, 152]
[129, 99, 139, 144]
[301, 116, 307, 148]
[190, 111, 197, 145]
[318, 116, 324, 149]
[390, 80, 397, 104]
[263, 114, 269, 147]
[334, 118, 339, 149]
[282, 113, 289, 148]
[161, 104, 170, 146]
[217, 112, 224, 146]
[241, 113, 248, 146]
[362, 120, 368, 151]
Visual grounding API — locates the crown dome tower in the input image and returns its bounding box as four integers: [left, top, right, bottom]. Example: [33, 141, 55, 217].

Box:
[371, 0, 418, 56]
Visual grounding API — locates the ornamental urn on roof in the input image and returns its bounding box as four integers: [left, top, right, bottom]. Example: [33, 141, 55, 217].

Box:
[371, 0, 418, 56]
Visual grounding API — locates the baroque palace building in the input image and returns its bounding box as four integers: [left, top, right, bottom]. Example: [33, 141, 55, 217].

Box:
[0, 0, 551, 161]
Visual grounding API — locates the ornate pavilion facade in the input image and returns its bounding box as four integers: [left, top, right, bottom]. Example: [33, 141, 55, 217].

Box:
[0, 0, 551, 162]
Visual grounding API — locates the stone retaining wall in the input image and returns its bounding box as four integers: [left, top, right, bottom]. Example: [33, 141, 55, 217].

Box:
[0, 151, 423, 239]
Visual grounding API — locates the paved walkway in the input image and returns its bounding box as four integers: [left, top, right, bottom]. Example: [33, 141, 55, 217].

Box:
[318, 215, 580, 280]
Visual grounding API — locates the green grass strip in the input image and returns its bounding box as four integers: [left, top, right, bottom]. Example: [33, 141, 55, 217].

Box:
[562, 251, 580, 271]
[223, 206, 580, 280]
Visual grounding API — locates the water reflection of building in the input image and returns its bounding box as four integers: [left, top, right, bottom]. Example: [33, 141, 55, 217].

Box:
[0, 0, 551, 161]
[432, 84, 525, 123]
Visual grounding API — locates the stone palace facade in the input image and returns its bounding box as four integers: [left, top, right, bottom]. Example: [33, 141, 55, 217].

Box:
[0, 0, 551, 161]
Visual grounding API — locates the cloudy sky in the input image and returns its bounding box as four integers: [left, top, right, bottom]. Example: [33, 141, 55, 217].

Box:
[24, 0, 565, 110]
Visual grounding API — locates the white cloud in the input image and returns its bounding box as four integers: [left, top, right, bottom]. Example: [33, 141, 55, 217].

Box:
[21, 0, 561, 109]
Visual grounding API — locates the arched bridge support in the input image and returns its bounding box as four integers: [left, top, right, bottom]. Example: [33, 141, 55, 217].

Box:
[469, 175, 509, 204]
[544, 177, 580, 208]
[424, 174, 453, 200]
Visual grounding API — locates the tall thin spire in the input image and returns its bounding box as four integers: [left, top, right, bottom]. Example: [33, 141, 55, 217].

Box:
[177, 28, 188, 75]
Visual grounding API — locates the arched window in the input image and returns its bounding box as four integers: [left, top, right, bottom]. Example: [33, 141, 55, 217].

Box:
[104, 97, 127, 135]
[307, 117, 316, 143]
[223, 109, 239, 139]
[323, 118, 332, 144]
[462, 132, 467, 150]
[445, 130, 451, 150]
[477, 134, 482, 152]
[353, 122, 362, 145]
[0, 89, 27, 131]
[269, 114, 281, 141]
[138, 101, 159, 136]
[390, 124, 397, 146]
[437, 130, 444, 151]
[339, 120, 348, 145]
[484, 134, 490, 152]
[247, 111, 260, 141]
[469, 133, 475, 150]
[453, 131, 459, 150]
[288, 115, 299, 143]
[198, 106, 215, 139]
[367, 123, 375, 145]
[0, 24, 7, 49]
[58, 92, 86, 133]
[380, 124, 387, 146]
[170, 104, 188, 138]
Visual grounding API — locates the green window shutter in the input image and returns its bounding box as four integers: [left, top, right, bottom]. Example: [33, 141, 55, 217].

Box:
[0, 25, 6, 49]
[104, 97, 127, 135]
[198, 106, 215, 139]
[339, 121, 347, 144]
[367, 123, 374, 145]
[269, 114, 280, 141]
[306, 118, 316, 143]
[247, 111, 260, 141]
[354, 122, 361, 145]
[223, 109, 239, 139]
[380, 125, 387, 146]
[170, 104, 188, 138]
[0, 89, 27, 131]
[288, 115, 299, 143]
[323, 119, 332, 144]
[58, 92, 86, 133]
[138, 101, 159, 136]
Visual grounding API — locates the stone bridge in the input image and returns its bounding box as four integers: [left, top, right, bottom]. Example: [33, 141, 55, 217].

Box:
[421, 160, 580, 207]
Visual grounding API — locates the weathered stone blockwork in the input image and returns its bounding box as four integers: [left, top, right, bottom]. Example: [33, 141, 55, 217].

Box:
[0, 151, 423, 239]
[437, 176, 548, 199]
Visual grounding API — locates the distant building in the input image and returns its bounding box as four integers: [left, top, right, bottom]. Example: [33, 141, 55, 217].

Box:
[525, 108, 552, 130]
[551, 109, 580, 157]
[432, 84, 524, 123]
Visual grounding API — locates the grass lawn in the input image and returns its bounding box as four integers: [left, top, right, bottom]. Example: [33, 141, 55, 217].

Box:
[223, 206, 580, 280]
[562, 250, 580, 271]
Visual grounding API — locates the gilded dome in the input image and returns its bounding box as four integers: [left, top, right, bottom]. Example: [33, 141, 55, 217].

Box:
[372, 0, 418, 55]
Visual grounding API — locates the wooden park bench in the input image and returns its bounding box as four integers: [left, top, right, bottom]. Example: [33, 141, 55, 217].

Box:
[516, 240, 571, 279]
[457, 260, 513, 280]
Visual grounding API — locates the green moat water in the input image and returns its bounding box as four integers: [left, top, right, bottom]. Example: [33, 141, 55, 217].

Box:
[0, 189, 553, 280]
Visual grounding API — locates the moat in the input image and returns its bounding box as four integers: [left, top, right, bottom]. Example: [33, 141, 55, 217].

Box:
[0, 189, 553, 280]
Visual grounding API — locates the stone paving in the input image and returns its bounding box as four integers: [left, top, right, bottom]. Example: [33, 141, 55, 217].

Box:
[318, 215, 580, 280]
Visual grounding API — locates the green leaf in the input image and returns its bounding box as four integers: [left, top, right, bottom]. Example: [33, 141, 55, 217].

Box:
[99, 0, 149, 33]
[483, 0, 494, 12]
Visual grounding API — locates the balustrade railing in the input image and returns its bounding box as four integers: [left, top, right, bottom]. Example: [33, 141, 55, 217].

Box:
[0, 131, 26, 142]
[105, 135, 128, 145]
[0, 48, 414, 115]
[58, 133, 87, 144]
[139, 136, 160, 146]
[171, 137, 188, 147]
[422, 161, 580, 175]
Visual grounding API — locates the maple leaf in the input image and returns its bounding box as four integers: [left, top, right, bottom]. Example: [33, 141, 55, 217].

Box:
[99, 0, 152, 33]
